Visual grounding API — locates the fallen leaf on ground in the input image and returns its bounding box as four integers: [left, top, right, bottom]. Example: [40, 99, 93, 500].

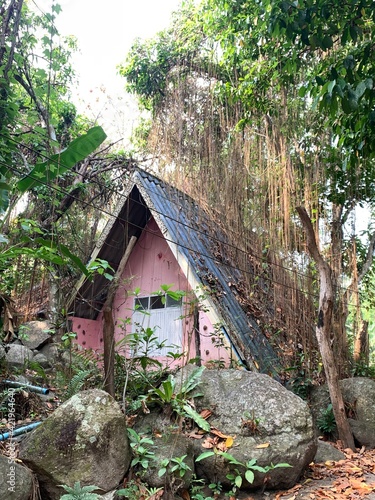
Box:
[210, 427, 231, 439]
[255, 442, 270, 448]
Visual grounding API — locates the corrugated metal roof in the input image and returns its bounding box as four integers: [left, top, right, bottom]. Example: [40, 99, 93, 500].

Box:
[72, 168, 281, 376]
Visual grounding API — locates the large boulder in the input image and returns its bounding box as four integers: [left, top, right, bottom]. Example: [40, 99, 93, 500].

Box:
[311, 377, 375, 448]
[5, 344, 34, 368]
[19, 389, 131, 499]
[186, 368, 316, 490]
[20, 321, 52, 350]
[0, 454, 34, 500]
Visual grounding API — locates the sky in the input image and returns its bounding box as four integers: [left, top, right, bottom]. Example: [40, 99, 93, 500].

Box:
[33, 0, 182, 147]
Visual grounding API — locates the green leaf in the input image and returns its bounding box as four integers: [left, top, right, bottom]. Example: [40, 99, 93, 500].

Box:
[35, 238, 89, 275]
[321, 35, 333, 50]
[219, 452, 243, 466]
[195, 451, 215, 462]
[355, 80, 367, 99]
[249, 465, 268, 472]
[245, 469, 255, 483]
[182, 403, 211, 432]
[17, 126, 107, 193]
[235, 475, 242, 488]
[342, 97, 358, 113]
[327, 79, 336, 95]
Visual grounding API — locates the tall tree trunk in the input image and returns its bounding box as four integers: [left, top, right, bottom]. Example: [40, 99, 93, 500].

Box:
[103, 236, 137, 396]
[349, 231, 375, 364]
[330, 204, 349, 377]
[297, 207, 355, 451]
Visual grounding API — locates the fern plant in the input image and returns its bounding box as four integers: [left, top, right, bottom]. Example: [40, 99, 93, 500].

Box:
[59, 481, 100, 499]
[317, 403, 337, 436]
[64, 370, 93, 400]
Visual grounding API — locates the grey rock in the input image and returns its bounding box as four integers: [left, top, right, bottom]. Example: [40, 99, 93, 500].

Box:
[313, 440, 346, 463]
[99, 491, 117, 499]
[20, 321, 52, 350]
[0, 345, 5, 360]
[348, 418, 375, 448]
[38, 343, 59, 363]
[180, 367, 316, 490]
[19, 389, 131, 499]
[144, 433, 194, 492]
[32, 352, 51, 368]
[311, 377, 375, 448]
[5, 344, 34, 368]
[0, 454, 34, 500]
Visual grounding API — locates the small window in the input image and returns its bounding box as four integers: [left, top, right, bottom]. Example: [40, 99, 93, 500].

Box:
[135, 294, 182, 311]
[166, 295, 182, 307]
[135, 297, 149, 310]
[150, 296, 164, 310]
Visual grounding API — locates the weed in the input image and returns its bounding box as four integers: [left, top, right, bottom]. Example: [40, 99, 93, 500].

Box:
[351, 358, 375, 378]
[59, 481, 100, 499]
[317, 403, 337, 436]
[241, 410, 261, 435]
[127, 428, 155, 472]
[189, 476, 215, 500]
[147, 366, 210, 432]
[158, 454, 192, 479]
[117, 479, 163, 499]
[196, 450, 291, 494]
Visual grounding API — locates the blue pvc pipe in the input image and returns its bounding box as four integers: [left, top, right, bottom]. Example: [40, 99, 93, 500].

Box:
[4, 380, 49, 395]
[0, 421, 42, 441]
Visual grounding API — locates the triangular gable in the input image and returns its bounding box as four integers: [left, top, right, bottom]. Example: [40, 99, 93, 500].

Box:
[70, 168, 281, 376]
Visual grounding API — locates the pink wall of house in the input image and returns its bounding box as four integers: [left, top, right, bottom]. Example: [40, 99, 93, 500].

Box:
[71, 218, 231, 367]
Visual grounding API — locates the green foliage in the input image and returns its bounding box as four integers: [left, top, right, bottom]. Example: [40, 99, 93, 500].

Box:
[285, 353, 316, 400]
[59, 481, 100, 500]
[54, 342, 102, 401]
[64, 370, 93, 400]
[186, 476, 216, 500]
[351, 359, 375, 378]
[0, 2, 108, 301]
[117, 481, 163, 499]
[127, 428, 155, 471]
[317, 404, 337, 436]
[158, 454, 191, 478]
[118, 1, 211, 113]
[86, 259, 114, 281]
[147, 366, 210, 432]
[16, 126, 107, 193]
[196, 450, 291, 493]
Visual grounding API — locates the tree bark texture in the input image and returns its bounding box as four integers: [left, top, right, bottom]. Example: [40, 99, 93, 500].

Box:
[296, 206, 355, 451]
[103, 236, 137, 396]
[354, 320, 369, 364]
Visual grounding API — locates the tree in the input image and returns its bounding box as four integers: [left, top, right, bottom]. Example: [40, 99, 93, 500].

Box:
[0, 1, 109, 324]
[120, 0, 375, 449]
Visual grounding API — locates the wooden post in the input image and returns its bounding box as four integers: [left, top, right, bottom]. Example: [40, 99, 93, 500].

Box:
[103, 236, 137, 396]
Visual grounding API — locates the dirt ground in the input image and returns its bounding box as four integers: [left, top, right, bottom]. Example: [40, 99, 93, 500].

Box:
[215, 447, 375, 500]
